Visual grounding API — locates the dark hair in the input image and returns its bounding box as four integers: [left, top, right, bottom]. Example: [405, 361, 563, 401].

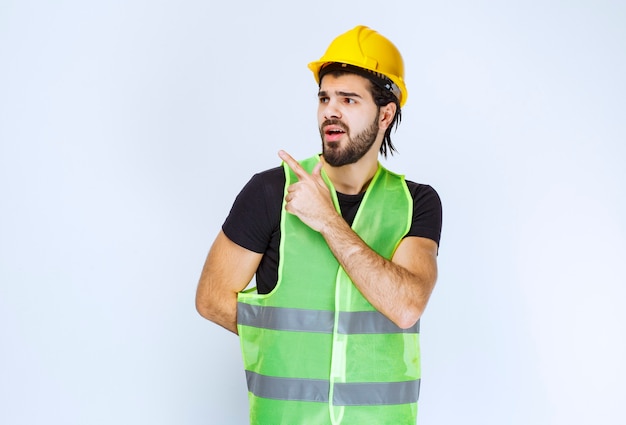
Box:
[319, 68, 402, 158]
[369, 81, 401, 158]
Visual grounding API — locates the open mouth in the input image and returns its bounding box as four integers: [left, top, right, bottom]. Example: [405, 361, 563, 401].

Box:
[323, 124, 347, 141]
[326, 128, 345, 136]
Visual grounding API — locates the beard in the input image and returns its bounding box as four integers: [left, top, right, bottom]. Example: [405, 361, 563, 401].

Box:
[320, 115, 380, 167]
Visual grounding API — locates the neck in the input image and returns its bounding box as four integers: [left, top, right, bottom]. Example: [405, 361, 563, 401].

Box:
[320, 152, 380, 195]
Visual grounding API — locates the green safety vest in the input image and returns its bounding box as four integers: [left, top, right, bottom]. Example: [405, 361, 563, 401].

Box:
[237, 155, 419, 425]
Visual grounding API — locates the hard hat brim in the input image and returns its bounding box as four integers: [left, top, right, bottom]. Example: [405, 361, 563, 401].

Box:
[308, 60, 408, 107]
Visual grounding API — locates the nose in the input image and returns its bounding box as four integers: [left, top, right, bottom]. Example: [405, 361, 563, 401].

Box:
[322, 99, 341, 120]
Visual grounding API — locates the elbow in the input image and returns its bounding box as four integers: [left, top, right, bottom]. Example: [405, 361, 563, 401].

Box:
[394, 292, 430, 329]
[395, 308, 423, 330]
[195, 296, 211, 321]
[195, 276, 221, 322]
[395, 273, 437, 329]
[195, 289, 218, 322]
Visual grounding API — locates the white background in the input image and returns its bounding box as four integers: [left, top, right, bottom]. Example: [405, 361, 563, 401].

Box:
[1, 1, 625, 424]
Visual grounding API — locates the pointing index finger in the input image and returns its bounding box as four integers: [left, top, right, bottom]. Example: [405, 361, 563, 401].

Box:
[278, 150, 309, 179]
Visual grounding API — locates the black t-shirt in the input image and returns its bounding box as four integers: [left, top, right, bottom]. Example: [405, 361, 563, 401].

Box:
[223, 166, 443, 294]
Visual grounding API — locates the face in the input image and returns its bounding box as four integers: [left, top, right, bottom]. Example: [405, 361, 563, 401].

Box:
[317, 73, 381, 167]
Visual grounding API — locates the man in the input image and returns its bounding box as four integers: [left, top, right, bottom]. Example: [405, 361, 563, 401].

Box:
[196, 25, 442, 425]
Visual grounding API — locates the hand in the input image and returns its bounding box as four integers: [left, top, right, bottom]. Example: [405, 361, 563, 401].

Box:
[278, 150, 339, 232]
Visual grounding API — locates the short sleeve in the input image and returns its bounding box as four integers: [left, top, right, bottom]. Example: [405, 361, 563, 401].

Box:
[222, 167, 284, 253]
[405, 182, 443, 247]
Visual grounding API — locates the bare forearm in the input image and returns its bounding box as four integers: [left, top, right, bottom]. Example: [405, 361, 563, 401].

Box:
[195, 231, 262, 335]
[196, 293, 239, 334]
[319, 216, 435, 328]
[277, 151, 437, 328]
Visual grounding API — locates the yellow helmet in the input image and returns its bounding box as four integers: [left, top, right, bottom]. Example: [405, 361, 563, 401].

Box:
[308, 25, 408, 107]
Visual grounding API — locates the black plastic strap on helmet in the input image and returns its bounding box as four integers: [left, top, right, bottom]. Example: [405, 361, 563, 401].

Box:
[318, 62, 402, 102]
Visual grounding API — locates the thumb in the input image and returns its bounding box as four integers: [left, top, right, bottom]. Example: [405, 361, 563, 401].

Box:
[311, 162, 330, 191]
[312, 161, 324, 181]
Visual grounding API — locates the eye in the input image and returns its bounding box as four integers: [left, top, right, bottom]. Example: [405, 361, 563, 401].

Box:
[319, 96, 329, 104]
[344, 98, 356, 104]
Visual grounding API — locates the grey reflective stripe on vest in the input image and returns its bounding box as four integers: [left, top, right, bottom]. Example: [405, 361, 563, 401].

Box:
[238, 303, 335, 333]
[246, 371, 329, 402]
[245, 371, 420, 405]
[334, 380, 420, 405]
[338, 311, 420, 334]
[238, 303, 419, 334]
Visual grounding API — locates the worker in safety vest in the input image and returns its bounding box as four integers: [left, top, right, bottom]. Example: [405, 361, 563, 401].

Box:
[196, 25, 442, 425]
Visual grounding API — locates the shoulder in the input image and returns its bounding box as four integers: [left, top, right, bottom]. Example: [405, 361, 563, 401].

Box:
[231, 165, 286, 215]
[405, 180, 442, 208]
[232, 166, 285, 206]
[404, 180, 443, 246]
[222, 166, 284, 253]
[246, 166, 285, 191]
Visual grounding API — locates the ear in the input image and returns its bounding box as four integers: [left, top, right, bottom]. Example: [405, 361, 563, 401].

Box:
[379, 102, 397, 130]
